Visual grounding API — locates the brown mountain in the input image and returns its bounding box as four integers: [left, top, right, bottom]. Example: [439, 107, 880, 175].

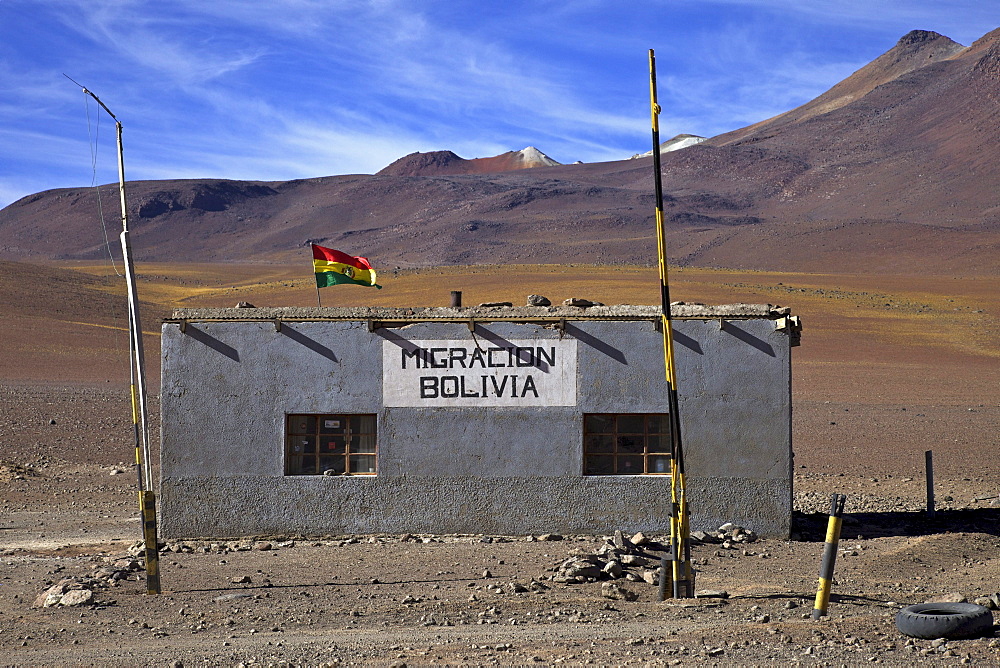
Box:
[1, 28, 997, 275]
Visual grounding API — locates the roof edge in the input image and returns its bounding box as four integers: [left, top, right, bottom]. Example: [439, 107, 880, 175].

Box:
[167, 303, 792, 321]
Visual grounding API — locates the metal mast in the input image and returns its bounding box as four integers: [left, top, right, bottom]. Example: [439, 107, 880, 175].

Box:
[648, 50, 693, 598]
[69, 78, 161, 594]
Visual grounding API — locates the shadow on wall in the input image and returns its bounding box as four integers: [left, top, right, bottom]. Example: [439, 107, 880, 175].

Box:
[721, 321, 775, 357]
[184, 325, 240, 362]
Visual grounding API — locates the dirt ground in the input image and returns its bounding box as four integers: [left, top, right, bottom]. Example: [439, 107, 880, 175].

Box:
[2, 265, 1000, 666]
[3, 381, 999, 666]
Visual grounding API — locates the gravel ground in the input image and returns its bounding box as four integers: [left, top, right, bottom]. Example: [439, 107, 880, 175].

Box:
[2, 384, 1000, 666]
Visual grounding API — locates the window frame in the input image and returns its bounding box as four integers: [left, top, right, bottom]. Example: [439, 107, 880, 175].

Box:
[284, 413, 378, 476]
[582, 413, 672, 476]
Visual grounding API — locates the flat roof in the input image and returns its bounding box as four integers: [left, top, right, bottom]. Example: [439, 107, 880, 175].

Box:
[167, 303, 791, 324]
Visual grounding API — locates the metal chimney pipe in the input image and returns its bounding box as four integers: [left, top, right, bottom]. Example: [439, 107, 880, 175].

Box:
[450, 291, 462, 307]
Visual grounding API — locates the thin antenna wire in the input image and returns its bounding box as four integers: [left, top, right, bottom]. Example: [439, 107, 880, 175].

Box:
[82, 89, 123, 277]
[79, 87, 130, 386]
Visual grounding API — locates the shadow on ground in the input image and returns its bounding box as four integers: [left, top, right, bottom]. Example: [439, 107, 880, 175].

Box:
[793, 508, 1000, 541]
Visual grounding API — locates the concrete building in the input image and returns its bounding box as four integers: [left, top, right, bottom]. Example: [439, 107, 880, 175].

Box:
[159, 303, 801, 539]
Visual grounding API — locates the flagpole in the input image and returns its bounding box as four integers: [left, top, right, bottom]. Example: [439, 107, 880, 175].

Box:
[649, 49, 693, 598]
[311, 244, 323, 307]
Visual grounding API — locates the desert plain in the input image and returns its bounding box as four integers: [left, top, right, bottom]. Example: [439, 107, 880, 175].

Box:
[0, 260, 998, 666]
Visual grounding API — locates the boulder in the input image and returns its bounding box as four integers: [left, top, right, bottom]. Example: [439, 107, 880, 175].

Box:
[526, 295, 551, 307]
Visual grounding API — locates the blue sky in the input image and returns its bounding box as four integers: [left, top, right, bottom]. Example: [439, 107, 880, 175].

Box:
[0, 1, 995, 208]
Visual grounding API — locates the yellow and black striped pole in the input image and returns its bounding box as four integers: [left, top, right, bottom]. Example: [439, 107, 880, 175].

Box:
[649, 49, 693, 598]
[812, 493, 846, 619]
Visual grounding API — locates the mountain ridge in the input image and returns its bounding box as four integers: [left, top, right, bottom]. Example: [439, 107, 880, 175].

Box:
[1, 27, 997, 276]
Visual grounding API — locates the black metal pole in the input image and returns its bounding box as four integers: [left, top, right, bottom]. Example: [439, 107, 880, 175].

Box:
[649, 48, 693, 598]
[925, 450, 935, 518]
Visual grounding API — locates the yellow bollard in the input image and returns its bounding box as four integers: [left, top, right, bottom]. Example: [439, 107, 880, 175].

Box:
[812, 493, 846, 619]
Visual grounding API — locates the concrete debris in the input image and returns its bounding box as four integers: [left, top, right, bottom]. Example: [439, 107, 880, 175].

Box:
[630, 531, 648, 546]
[33, 548, 152, 609]
[563, 298, 604, 307]
[620, 554, 650, 567]
[59, 589, 94, 607]
[476, 302, 513, 308]
[924, 592, 967, 604]
[612, 530, 631, 550]
[34, 577, 101, 608]
[690, 524, 758, 546]
[974, 593, 1000, 610]
[696, 589, 730, 599]
[602, 561, 623, 579]
[554, 558, 604, 582]
[548, 531, 670, 589]
[601, 582, 639, 601]
[526, 295, 551, 306]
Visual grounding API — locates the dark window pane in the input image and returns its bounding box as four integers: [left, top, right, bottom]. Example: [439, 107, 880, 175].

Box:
[286, 455, 305, 475]
[584, 455, 614, 475]
[618, 435, 644, 453]
[288, 415, 315, 434]
[319, 437, 345, 453]
[647, 435, 670, 453]
[297, 457, 317, 474]
[287, 435, 316, 454]
[585, 433, 614, 453]
[319, 456, 345, 474]
[649, 455, 671, 474]
[617, 415, 644, 433]
[617, 455, 644, 475]
[646, 415, 666, 433]
[585, 414, 614, 433]
[350, 454, 377, 474]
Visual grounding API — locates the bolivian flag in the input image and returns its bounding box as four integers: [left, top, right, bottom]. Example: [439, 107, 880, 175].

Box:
[312, 244, 381, 289]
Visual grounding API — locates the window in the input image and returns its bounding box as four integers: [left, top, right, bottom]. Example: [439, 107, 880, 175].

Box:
[583, 413, 671, 475]
[285, 414, 377, 475]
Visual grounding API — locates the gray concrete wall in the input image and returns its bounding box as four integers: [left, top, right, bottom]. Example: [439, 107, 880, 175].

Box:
[160, 308, 793, 538]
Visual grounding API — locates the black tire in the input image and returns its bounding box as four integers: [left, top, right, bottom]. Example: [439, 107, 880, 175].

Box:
[895, 602, 994, 640]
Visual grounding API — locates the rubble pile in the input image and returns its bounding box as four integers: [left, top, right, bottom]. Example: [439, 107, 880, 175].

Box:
[546, 530, 666, 586]
[545, 524, 759, 590]
[691, 522, 759, 548]
[33, 552, 144, 608]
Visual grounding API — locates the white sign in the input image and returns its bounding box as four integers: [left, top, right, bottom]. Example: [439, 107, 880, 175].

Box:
[382, 338, 577, 407]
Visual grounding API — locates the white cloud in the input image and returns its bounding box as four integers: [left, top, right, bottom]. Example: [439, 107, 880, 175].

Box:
[1, 0, 995, 209]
